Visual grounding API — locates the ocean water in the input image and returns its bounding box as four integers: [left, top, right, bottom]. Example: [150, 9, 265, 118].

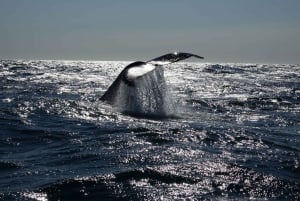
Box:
[0, 60, 299, 200]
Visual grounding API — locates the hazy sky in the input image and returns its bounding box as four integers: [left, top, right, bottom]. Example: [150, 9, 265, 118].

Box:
[1, 0, 300, 63]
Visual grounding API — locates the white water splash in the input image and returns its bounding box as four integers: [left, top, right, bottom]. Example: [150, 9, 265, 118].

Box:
[115, 67, 176, 117]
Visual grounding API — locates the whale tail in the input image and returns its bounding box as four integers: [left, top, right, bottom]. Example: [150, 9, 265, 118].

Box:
[100, 52, 204, 112]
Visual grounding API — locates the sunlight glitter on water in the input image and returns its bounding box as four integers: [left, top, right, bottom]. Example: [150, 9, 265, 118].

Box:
[22, 192, 48, 201]
[0, 60, 299, 200]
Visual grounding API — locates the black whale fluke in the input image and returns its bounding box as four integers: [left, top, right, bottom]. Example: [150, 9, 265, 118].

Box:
[148, 52, 204, 64]
[100, 52, 204, 105]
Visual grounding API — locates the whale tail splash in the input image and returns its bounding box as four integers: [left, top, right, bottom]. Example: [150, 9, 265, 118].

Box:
[100, 52, 204, 116]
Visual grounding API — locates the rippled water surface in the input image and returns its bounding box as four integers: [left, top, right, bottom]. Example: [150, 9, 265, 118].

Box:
[0, 60, 299, 200]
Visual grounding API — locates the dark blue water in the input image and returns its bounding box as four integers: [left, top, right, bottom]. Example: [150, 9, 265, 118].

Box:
[0, 60, 299, 200]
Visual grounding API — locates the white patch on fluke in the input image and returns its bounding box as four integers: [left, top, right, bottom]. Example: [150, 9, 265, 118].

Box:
[126, 63, 156, 81]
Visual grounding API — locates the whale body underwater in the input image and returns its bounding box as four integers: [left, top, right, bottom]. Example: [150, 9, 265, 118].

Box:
[100, 52, 204, 116]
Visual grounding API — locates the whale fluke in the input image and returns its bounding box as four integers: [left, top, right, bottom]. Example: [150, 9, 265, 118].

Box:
[148, 52, 204, 65]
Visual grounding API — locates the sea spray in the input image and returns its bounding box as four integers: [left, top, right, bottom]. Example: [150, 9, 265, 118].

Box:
[114, 67, 175, 117]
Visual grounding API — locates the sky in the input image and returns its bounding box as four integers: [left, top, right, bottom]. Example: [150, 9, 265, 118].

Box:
[0, 0, 300, 63]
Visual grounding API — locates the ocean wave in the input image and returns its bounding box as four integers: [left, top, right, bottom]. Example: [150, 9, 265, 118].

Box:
[0, 60, 299, 200]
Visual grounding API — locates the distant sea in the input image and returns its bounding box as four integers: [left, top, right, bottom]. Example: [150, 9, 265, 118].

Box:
[0, 60, 299, 200]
